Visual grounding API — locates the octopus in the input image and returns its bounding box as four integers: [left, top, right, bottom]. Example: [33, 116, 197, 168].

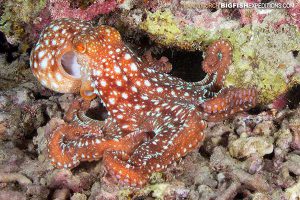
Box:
[30, 18, 257, 187]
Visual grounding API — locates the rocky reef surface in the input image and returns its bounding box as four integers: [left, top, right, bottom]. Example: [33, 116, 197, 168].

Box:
[0, 0, 300, 199]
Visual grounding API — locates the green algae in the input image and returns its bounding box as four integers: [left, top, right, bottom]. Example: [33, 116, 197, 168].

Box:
[140, 9, 211, 50]
[223, 16, 300, 103]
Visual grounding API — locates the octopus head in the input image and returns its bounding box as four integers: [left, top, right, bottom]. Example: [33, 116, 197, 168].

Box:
[30, 19, 123, 100]
[30, 19, 92, 94]
[30, 19, 98, 100]
[71, 26, 123, 100]
[72, 25, 122, 64]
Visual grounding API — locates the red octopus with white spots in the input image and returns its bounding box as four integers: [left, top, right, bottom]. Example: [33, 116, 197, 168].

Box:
[30, 18, 257, 187]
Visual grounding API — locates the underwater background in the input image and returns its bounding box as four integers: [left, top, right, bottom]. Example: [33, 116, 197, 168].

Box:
[0, 0, 300, 199]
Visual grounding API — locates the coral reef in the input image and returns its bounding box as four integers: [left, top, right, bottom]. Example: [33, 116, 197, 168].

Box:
[0, 0, 47, 45]
[1, 0, 300, 199]
[139, 9, 210, 50]
[0, 85, 47, 140]
[48, 0, 117, 20]
[138, 6, 300, 104]
[0, 53, 36, 89]
[0, 0, 119, 46]
[224, 12, 300, 104]
[228, 136, 274, 159]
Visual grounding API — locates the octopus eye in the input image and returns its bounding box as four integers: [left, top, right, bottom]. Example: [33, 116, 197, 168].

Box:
[74, 41, 86, 53]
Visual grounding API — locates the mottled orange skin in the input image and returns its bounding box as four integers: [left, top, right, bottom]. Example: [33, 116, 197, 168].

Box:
[30, 19, 257, 187]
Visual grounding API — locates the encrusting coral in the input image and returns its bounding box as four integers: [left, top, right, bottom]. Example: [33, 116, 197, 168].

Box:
[0, 0, 47, 45]
[224, 11, 300, 104]
[0, 0, 119, 46]
[139, 9, 210, 50]
[228, 136, 274, 159]
[48, 0, 117, 20]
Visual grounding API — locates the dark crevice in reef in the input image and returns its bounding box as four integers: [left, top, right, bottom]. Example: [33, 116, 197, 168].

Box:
[285, 84, 300, 109]
[292, 50, 299, 58]
[162, 49, 205, 82]
[219, 131, 230, 147]
[125, 34, 206, 83]
[198, 145, 211, 159]
[263, 150, 275, 161]
[0, 31, 19, 63]
[86, 100, 108, 121]
[248, 107, 263, 115]
[31, 91, 54, 100]
[147, 47, 206, 82]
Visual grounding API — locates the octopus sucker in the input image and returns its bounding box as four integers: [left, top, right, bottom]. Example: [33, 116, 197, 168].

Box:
[202, 39, 232, 74]
[30, 18, 258, 187]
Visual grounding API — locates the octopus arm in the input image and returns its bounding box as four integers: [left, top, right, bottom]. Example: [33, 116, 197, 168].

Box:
[48, 123, 105, 168]
[103, 107, 206, 187]
[48, 122, 147, 169]
[201, 88, 257, 121]
[141, 50, 173, 73]
[197, 40, 233, 91]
